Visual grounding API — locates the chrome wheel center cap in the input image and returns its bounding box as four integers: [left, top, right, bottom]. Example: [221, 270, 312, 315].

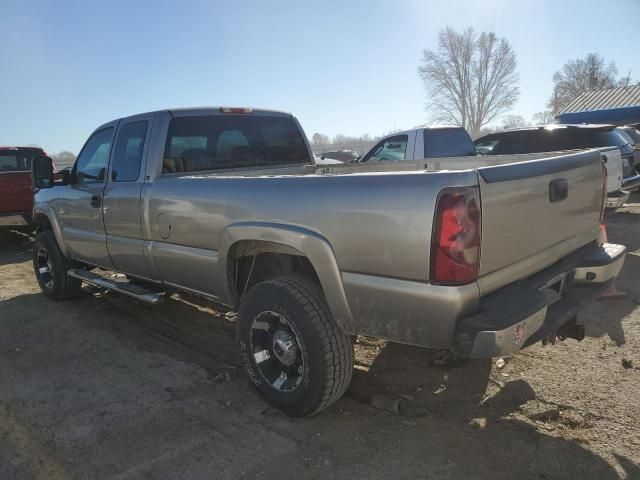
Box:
[272, 330, 297, 366]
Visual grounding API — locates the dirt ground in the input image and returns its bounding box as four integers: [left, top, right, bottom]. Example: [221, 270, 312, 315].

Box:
[1, 196, 639, 480]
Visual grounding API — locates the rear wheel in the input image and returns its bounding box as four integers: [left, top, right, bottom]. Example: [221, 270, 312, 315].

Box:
[32, 231, 83, 301]
[238, 275, 353, 416]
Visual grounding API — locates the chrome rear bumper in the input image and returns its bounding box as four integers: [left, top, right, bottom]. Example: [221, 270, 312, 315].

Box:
[456, 243, 626, 358]
[606, 190, 630, 209]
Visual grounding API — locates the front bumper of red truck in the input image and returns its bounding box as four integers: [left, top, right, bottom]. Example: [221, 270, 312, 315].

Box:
[455, 242, 626, 358]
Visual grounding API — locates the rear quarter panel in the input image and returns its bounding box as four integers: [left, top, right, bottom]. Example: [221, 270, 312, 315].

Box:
[144, 169, 479, 284]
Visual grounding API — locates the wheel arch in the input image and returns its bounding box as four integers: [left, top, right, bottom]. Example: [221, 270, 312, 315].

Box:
[218, 222, 355, 334]
[32, 206, 68, 256]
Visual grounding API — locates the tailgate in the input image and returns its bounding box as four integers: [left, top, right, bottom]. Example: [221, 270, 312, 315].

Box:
[477, 150, 603, 295]
[0, 172, 33, 214]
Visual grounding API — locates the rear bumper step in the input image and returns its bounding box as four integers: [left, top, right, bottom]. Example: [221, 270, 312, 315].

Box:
[606, 190, 630, 209]
[622, 172, 640, 190]
[67, 269, 165, 304]
[456, 242, 626, 358]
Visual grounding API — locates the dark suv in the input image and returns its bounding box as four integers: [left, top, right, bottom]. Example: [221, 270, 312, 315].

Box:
[474, 124, 640, 190]
[619, 126, 640, 147]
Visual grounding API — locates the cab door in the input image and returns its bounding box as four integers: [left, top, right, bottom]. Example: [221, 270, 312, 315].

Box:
[57, 124, 117, 267]
[102, 113, 154, 278]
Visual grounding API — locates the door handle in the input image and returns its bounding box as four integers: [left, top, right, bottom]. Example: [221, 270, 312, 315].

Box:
[91, 195, 101, 208]
[549, 178, 568, 203]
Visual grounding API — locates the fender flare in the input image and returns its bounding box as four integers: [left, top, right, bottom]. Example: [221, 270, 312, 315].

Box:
[218, 221, 355, 334]
[32, 205, 69, 256]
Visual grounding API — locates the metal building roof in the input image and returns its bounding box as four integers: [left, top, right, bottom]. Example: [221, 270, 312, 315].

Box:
[558, 85, 640, 114]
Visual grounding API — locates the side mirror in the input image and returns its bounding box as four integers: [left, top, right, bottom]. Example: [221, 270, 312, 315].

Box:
[32, 155, 54, 189]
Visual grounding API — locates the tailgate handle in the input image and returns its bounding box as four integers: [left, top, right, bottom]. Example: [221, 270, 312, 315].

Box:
[549, 178, 568, 203]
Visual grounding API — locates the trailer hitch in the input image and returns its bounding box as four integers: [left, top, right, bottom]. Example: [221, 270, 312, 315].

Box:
[542, 316, 585, 345]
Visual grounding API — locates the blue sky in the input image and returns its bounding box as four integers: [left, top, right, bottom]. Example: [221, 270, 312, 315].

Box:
[2, 0, 638, 153]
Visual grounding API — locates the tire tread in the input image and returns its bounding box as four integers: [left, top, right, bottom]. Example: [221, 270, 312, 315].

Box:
[240, 274, 353, 416]
[33, 231, 83, 301]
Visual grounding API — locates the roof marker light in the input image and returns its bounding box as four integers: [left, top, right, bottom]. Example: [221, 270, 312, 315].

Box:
[219, 107, 254, 114]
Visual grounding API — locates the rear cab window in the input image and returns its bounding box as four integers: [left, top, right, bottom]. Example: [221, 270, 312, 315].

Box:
[0, 149, 43, 172]
[423, 128, 476, 158]
[162, 114, 311, 174]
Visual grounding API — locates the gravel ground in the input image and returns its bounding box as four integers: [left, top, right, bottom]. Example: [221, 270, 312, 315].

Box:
[1, 194, 639, 479]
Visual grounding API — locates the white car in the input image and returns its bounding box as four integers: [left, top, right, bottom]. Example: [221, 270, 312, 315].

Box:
[313, 154, 343, 165]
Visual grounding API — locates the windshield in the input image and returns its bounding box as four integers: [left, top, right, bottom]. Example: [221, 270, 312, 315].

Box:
[586, 130, 629, 148]
[474, 139, 500, 155]
[423, 128, 476, 158]
[621, 127, 640, 144]
[618, 128, 638, 145]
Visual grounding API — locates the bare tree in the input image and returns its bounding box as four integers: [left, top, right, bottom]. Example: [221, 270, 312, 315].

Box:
[547, 53, 635, 113]
[532, 111, 555, 125]
[418, 26, 519, 136]
[501, 115, 526, 129]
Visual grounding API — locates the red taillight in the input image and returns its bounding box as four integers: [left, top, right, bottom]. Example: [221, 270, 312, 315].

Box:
[430, 187, 481, 285]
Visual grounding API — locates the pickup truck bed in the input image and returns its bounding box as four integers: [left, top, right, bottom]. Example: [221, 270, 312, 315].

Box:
[30, 107, 625, 416]
[0, 147, 45, 227]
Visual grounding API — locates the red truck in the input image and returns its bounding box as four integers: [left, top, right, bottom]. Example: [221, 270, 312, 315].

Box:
[0, 146, 46, 228]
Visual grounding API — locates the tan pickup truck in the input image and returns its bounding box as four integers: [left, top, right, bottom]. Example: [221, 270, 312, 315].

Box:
[30, 107, 625, 416]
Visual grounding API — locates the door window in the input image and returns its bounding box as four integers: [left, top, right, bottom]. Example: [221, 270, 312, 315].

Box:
[361, 135, 408, 162]
[74, 128, 114, 184]
[111, 121, 148, 182]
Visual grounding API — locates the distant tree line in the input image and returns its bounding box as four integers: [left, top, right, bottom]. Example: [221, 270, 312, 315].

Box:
[310, 132, 382, 156]
[21, 146, 77, 167]
[51, 151, 76, 167]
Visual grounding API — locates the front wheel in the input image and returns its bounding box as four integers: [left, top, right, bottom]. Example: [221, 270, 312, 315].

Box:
[238, 275, 354, 416]
[32, 231, 83, 301]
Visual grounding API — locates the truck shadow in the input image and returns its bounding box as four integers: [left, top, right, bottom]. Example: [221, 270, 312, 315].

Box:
[0, 229, 33, 266]
[578, 249, 640, 347]
[0, 290, 628, 479]
[346, 342, 623, 479]
[83, 291, 631, 478]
